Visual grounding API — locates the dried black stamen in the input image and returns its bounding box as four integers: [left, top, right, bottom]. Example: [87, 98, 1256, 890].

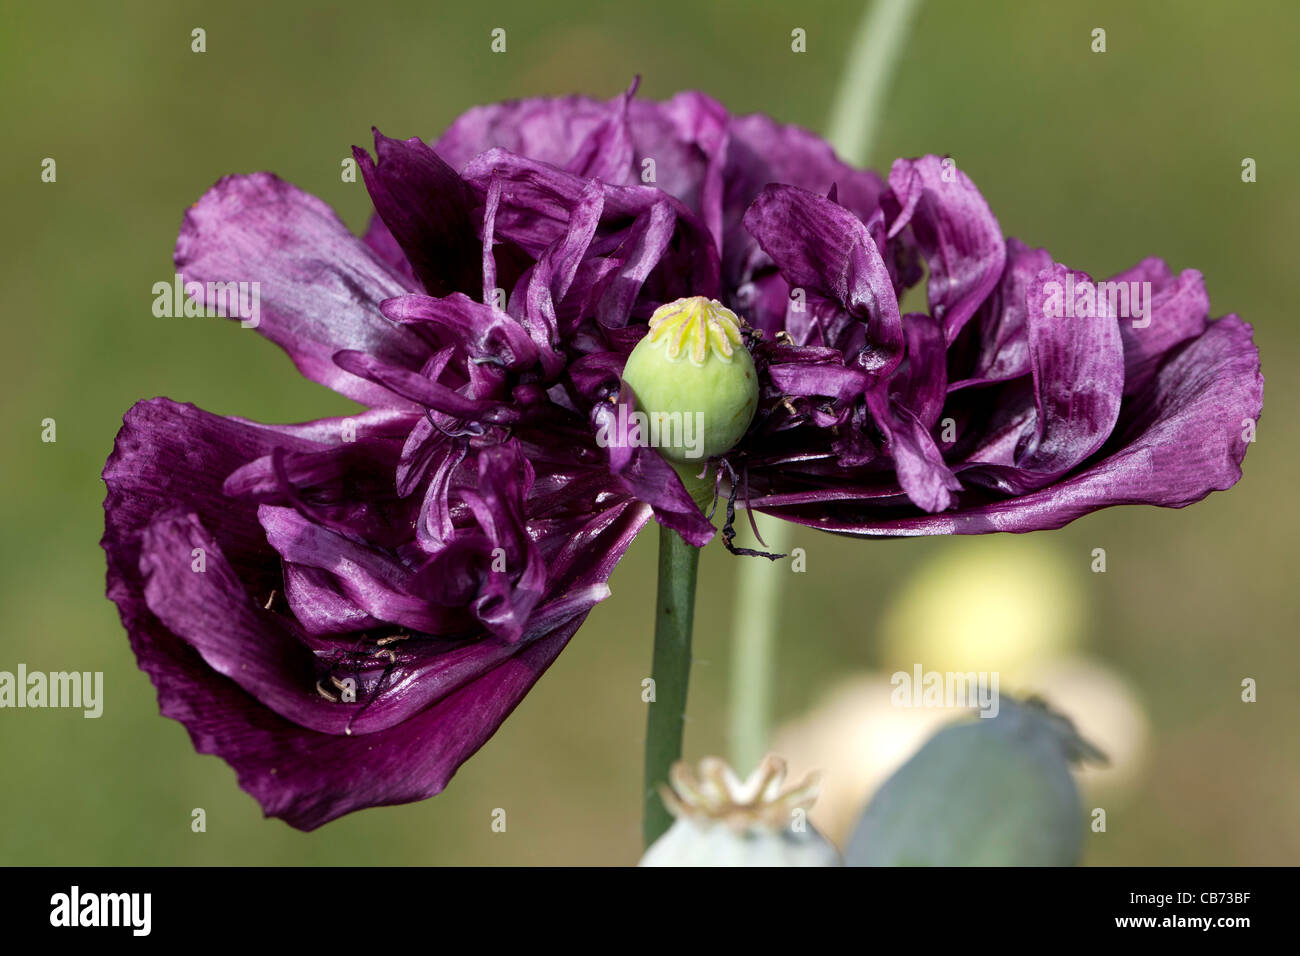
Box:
[717, 458, 785, 561]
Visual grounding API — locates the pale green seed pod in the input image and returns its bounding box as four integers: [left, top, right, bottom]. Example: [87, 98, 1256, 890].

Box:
[845, 697, 1104, 867]
[621, 296, 759, 463]
[639, 755, 841, 867]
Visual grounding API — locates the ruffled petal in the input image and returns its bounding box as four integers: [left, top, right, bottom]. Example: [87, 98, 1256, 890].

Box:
[885, 156, 1006, 344]
[1108, 257, 1210, 397]
[353, 130, 480, 297]
[175, 173, 431, 407]
[104, 397, 649, 829]
[744, 184, 903, 376]
[949, 238, 1054, 389]
[961, 264, 1125, 495]
[757, 316, 1261, 534]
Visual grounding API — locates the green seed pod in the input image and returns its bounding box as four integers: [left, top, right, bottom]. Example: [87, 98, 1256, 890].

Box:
[845, 697, 1104, 867]
[621, 296, 759, 464]
[639, 755, 841, 867]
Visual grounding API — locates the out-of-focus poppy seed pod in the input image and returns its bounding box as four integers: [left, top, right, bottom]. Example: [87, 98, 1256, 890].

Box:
[845, 697, 1105, 866]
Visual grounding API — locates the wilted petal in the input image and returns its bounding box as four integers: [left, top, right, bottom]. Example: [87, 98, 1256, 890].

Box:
[1108, 258, 1210, 397]
[761, 316, 1261, 534]
[950, 238, 1054, 389]
[962, 265, 1125, 495]
[460, 149, 720, 298]
[885, 156, 1005, 344]
[175, 173, 429, 407]
[566, 80, 638, 184]
[382, 292, 541, 370]
[353, 130, 480, 297]
[592, 397, 715, 546]
[332, 349, 521, 424]
[631, 90, 731, 247]
[436, 94, 629, 176]
[745, 184, 903, 376]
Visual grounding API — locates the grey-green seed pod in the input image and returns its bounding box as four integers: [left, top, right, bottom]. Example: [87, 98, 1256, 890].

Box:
[639, 755, 841, 867]
[845, 697, 1105, 866]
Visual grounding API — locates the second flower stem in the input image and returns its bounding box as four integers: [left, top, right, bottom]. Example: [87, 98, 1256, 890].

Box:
[642, 525, 700, 848]
[728, 513, 794, 775]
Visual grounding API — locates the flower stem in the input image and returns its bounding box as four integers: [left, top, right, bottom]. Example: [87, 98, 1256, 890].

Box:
[642, 525, 700, 848]
[727, 514, 793, 774]
[727, 0, 922, 775]
[825, 0, 924, 167]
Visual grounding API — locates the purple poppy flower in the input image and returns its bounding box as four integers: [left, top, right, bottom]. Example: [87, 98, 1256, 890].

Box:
[103, 83, 1261, 829]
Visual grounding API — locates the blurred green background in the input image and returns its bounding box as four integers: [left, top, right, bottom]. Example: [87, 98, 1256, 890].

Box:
[1, 0, 1295, 865]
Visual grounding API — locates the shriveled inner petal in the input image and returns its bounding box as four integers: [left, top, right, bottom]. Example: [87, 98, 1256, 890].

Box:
[332, 350, 520, 424]
[281, 563, 383, 635]
[436, 94, 627, 174]
[591, 200, 679, 329]
[949, 238, 1055, 390]
[382, 293, 541, 370]
[460, 149, 720, 299]
[591, 395, 716, 547]
[353, 130, 480, 297]
[744, 184, 903, 373]
[520, 179, 605, 373]
[868, 396, 962, 513]
[222, 438, 411, 550]
[565, 80, 638, 184]
[631, 91, 731, 249]
[960, 265, 1125, 495]
[1108, 258, 1210, 397]
[885, 156, 1006, 345]
[864, 313, 961, 513]
[416, 443, 548, 643]
[259, 504, 466, 635]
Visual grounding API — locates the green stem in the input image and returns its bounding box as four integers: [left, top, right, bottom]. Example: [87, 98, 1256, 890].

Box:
[825, 0, 924, 167]
[726, 0, 923, 775]
[728, 514, 794, 775]
[642, 525, 700, 848]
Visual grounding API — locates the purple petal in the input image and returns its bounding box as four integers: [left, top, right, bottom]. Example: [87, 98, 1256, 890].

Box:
[565, 80, 638, 183]
[258, 504, 466, 634]
[592, 397, 715, 546]
[436, 94, 628, 175]
[1108, 258, 1210, 397]
[962, 264, 1125, 495]
[885, 156, 1006, 344]
[104, 397, 649, 829]
[382, 292, 541, 370]
[332, 349, 520, 424]
[949, 238, 1055, 389]
[460, 148, 720, 300]
[175, 173, 430, 407]
[744, 184, 903, 376]
[630, 90, 731, 248]
[353, 130, 480, 297]
[759, 316, 1261, 534]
